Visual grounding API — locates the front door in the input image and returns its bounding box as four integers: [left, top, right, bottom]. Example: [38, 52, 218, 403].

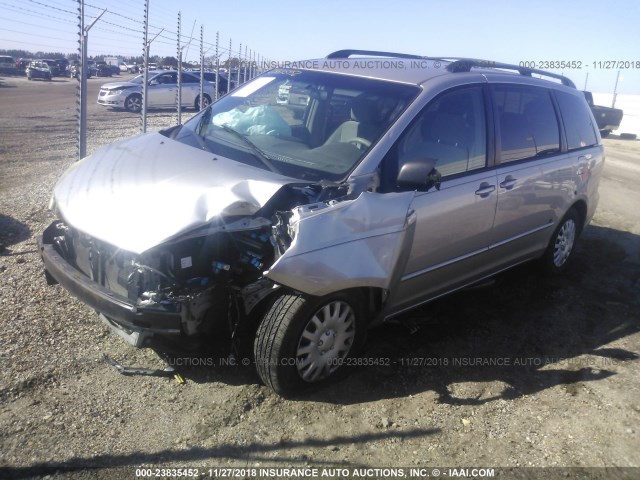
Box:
[148, 72, 177, 107]
[385, 85, 498, 315]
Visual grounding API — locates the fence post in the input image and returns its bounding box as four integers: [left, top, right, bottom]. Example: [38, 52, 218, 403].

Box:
[228, 38, 232, 91]
[176, 11, 182, 125]
[141, 0, 149, 133]
[199, 24, 204, 110]
[215, 31, 220, 99]
[77, 0, 85, 161]
[77, 0, 105, 160]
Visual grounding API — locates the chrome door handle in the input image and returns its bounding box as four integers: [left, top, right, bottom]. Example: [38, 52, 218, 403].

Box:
[475, 183, 496, 197]
[499, 176, 517, 190]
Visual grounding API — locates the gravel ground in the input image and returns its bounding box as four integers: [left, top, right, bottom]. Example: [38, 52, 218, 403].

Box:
[0, 75, 639, 480]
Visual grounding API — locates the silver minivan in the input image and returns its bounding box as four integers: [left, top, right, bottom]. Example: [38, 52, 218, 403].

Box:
[39, 51, 603, 395]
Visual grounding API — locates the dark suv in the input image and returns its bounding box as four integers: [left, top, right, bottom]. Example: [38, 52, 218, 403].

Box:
[39, 50, 603, 395]
[53, 58, 69, 76]
[40, 59, 62, 76]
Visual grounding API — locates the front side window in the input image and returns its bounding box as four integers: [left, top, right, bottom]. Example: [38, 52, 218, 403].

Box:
[555, 90, 598, 150]
[492, 84, 560, 163]
[152, 72, 177, 85]
[128, 75, 145, 84]
[396, 86, 487, 178]
[175, 70, 419, 182]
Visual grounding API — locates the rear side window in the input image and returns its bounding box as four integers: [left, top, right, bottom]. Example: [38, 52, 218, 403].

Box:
[555, 91, 598, 150]
[492, 84, 560, 163]
[182, 73, 199, 83]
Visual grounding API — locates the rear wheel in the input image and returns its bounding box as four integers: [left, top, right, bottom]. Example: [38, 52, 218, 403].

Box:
[254, 291, 365, 396]
[195, 94, 212, 110]
[124, 94, 142, 113]
[541, 208, 580, 275]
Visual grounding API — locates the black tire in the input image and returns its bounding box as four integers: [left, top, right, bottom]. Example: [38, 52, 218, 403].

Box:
[600, 130, 611, 138]
[195, 94, 212, 110]
[254, 291, 365, 396]
[124, 94, 142, 113]
[540, 208, 580, 275]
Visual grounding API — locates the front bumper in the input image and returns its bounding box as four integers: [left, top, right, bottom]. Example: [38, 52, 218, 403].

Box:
[38, 234, 182, 344]
[30, 72, 51, 79]
[97, 96, 125, 107]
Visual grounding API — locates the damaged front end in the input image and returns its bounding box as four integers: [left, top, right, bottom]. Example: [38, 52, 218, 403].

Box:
[39, 215, 278, 349]
[38, 181, 352, 351]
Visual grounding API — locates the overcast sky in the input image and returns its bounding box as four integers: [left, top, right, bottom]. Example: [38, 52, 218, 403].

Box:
[1, 0, 639, 93]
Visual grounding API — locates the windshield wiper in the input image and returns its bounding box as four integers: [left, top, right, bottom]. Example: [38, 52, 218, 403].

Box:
[217, 124, 282, 174]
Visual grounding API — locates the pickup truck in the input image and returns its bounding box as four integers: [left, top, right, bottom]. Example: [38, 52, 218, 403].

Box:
[583, 91, 623, 137]
[120, 63, 139, 74]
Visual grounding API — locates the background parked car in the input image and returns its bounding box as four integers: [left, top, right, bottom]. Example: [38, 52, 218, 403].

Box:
[70, 62, 101, 79]
[97, 70, 215, 112]
[120, 63, 139, 73]
[95, 62, 114, 77]
[26, 61, 52, 81]
[40, 59, 63, 77]
[15, 58, 32, 73]
[53, 58, 69, 77]
[583, 90, 623, 137]
[0, 55, 16, 75]
[69, 63, 92, 79]
[201, 71, 228, 96]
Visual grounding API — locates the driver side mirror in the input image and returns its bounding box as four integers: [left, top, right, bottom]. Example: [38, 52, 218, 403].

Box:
[397, 157, 442, 192]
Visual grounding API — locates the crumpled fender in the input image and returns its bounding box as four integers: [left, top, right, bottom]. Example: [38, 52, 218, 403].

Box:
[266, 191, 416, 297]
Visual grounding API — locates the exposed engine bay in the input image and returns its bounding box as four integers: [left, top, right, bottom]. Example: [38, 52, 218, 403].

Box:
[42, 182, 350, 350]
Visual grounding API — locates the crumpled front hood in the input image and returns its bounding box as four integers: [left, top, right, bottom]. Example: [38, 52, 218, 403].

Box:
[53, 133, 293, 254]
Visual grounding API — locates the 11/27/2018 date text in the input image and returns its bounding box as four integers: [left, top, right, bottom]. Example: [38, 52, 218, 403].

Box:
[518, 60, 640, 69]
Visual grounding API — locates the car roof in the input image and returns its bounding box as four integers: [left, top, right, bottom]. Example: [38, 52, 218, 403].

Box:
[290, 50, 576, 89]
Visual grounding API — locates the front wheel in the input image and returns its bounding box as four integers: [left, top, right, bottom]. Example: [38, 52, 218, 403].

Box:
[124, 94, 142, 113]
[540, 208, 580, 275]
[254, 291, 365, 396]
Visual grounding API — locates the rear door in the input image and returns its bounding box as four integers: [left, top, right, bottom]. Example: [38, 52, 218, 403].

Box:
[385, 85, 499, 315]
[487, 83, 567, 267]
[553, 88, 604, 222]
[180, 72, 200, 106]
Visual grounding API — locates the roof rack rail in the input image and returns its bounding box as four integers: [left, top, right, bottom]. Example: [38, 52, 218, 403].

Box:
[446, 58, 576, 88]
[326, 49, 426, 60]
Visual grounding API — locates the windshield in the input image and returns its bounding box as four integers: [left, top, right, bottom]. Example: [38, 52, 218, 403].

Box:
[175, 69, 419, 182]
[129, 75, 145, 84]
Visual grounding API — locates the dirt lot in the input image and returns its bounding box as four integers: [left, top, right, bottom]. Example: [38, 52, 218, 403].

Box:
[0, 75, 639, 479]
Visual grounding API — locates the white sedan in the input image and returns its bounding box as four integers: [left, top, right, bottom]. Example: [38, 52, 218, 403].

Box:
[97, 70, 215, 112]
